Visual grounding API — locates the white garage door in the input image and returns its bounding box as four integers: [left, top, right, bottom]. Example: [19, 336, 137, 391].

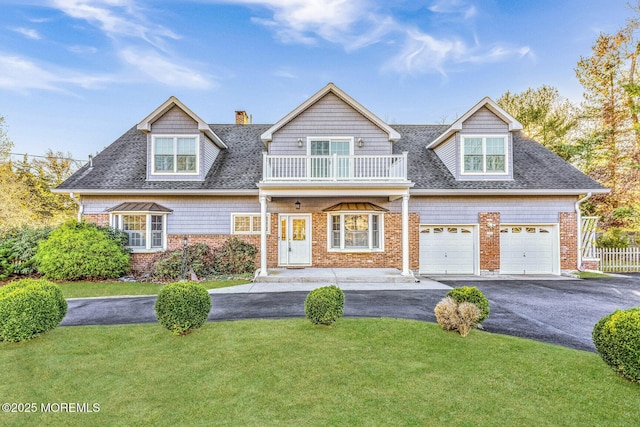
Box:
[500, 225, 557, 274]
[419, 226, 475, 275]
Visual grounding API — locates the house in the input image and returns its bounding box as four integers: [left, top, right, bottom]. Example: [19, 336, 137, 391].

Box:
[55, 83, 607, 277]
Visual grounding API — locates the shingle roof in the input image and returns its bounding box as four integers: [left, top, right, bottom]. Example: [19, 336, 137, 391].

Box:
[57, 123, 605, 193]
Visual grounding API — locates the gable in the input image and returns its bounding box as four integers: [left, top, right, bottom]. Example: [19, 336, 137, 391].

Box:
[270, 92, 392, 155]
[261, 83, 400, 144]
[151, 106, 199, 134]
[460, 106, 509, 134]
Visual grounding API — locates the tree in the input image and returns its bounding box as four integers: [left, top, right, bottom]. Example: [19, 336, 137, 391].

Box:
[0, 116, 78, 232]
[0, 115, 12, 162]
[575, 8, 640, 229]
[497, 86, 580, 161]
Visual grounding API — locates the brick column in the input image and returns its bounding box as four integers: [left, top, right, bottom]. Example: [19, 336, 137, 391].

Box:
[559, 212, 577, 270]
[479, 212, 500, 273]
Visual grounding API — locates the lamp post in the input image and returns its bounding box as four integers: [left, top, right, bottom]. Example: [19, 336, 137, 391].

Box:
[181, 235, 188, 281]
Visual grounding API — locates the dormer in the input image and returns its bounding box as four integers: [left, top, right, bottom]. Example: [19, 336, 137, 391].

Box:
[427, 97, 522, 181]
[137, 96, 226, 181]
[260, 83, 401, 156]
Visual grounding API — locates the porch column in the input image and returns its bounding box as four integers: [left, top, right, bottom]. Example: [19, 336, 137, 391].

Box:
[402, 193, 410, 276]
[259, 194, 268, 277]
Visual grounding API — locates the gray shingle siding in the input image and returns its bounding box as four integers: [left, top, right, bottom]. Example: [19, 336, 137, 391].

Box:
[270, 93, 392, 155]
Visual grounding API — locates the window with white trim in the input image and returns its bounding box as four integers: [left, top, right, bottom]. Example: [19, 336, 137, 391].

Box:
[153, 135, 198, 174]
[328, 213, 383, 251]
[231, 214, 270, 235]
[308, 138, 352, 178]
[111, 213, 167, 251]
[461, 135, 507, 174]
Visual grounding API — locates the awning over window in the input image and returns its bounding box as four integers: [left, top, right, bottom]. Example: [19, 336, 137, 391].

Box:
[106, 202, 173, 213]
[322, 202, 388, 212]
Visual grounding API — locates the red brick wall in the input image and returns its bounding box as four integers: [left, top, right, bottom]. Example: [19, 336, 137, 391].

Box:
[308, 212, 419, 270]
[83, 214, 109, 226]
[479, 212, 500, 272]
[559, 212, 577, 270]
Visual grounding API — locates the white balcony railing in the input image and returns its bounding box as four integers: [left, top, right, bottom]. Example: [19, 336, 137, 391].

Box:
[262, 152, 408, 182]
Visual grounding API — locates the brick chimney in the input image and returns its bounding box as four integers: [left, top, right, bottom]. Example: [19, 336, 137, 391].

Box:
[235, 110, 249, 125]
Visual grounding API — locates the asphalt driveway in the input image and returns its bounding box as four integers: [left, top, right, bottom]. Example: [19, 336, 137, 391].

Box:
[61, 274, 640, 352]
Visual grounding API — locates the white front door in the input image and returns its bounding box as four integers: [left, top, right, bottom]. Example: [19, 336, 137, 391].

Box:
[279, 214, 312, 266]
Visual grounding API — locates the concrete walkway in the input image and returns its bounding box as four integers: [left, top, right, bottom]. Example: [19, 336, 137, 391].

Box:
[217, 268, 451, 293]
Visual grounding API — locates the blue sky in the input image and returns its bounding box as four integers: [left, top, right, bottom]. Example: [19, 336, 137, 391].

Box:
[0, 0, 634, 160]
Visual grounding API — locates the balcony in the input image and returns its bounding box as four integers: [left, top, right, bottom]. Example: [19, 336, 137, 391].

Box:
[262, 152, 408, 182]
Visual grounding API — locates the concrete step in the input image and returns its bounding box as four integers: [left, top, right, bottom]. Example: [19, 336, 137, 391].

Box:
[253, 268, 418, 284]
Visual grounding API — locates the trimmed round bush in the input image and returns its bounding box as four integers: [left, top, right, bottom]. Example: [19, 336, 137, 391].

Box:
[154, 282, 212, 335]
[304, 285, 344, 325]
[446, 286, 490, 323]
[592, 307, 640, 382]
[0, 278, 67, 342]
[35, 220, 130, 281]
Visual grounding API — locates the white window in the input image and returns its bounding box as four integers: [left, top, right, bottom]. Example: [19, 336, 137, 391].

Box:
[110, 213, 168, 252]
[461, 136, 507, 174]
[152, 135, 199, 174]
[328, 213, 383, 251]
[308, 137, 353, 178]
[231, 214, 270, 235]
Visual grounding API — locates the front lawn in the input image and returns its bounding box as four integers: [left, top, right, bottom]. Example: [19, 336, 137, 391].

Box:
[1, 319, 638, 426]
[58, 279, 249, 298]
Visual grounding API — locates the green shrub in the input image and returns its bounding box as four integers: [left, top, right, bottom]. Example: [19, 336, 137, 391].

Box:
[154, 282, 212, 335]
[151, 243, 216, 281]
[596, 228, 630, 249]
[446, 286, 490, 324]
[0, 226, 52, 279]
[213, 237, 257, 275]
[35, 220, 130, 280]
[0, 278, 67, 342]
[592, 307, 640, 382]
[304, 285, 345, 326]
[434, 296, 481, 337]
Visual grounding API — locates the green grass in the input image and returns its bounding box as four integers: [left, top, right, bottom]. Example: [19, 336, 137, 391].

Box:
[576, 271, 611, 279]
[1, 319, 638, 426]
[57, 279, 249, 298]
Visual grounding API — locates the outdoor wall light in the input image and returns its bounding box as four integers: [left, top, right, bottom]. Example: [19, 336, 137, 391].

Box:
[295, 200, 301, 210]
[358, 137, 364, 147]
[297, 138, 303, 147]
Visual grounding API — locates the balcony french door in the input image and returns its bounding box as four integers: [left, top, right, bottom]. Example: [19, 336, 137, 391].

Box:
[310, 139, 350, 178]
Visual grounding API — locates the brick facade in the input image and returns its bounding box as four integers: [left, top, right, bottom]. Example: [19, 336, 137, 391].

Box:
[83, 208, 580, 275]
[479, 212, 501, 272]
[559, 211, 577, 270]
[308, 212, 419, 270]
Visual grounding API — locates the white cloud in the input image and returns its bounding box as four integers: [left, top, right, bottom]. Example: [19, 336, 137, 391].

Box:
[428, 0, 477, 19]
[385, 28, 532, 75]
[67, 45, 99, 54]
[12, 27, 41, 40]
[272, 67, 297, 79]
[49, 0, 179, 50]
[0, 54, 113, 92]
[213, 0, 530, 75]
[119, 48, 215, 89]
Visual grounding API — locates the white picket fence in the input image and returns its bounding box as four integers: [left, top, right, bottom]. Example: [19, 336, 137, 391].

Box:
[597, 248, 640, 272]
